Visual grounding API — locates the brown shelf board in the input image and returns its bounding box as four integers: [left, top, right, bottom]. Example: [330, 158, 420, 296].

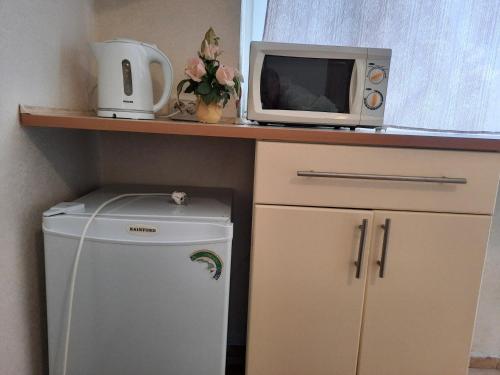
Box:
[19, 105, 500, 152]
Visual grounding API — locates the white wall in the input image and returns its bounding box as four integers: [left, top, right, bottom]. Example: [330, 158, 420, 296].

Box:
[0, 1, 99, 374]
[472, 188, 500, 358]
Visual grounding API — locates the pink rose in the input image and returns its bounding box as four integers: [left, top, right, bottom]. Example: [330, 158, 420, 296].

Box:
[185, 57, 206, 82]
[216, 64, 235, 87]
[201, 40, 219, 60]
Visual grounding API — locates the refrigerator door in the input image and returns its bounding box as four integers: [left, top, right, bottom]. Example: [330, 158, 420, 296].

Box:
[44, 232, 232, 375]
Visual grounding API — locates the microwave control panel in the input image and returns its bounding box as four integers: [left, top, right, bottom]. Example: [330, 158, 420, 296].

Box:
[361, 57, 390, 126]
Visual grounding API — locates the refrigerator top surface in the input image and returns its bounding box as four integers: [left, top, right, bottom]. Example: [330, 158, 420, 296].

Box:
[44, 185, 232, 223]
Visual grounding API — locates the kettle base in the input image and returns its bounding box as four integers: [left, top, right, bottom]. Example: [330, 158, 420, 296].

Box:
[97, 108, 155, 120]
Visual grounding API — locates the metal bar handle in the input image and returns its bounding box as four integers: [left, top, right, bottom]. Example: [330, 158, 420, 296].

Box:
[297, 171, 467, 184]
[354, 219, 368, 279]
[377, 218, 391, 278]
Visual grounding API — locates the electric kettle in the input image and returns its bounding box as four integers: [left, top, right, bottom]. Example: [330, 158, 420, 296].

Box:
[92, 39, 173, 120]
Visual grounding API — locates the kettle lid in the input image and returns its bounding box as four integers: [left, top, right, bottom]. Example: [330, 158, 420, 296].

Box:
[103, 38, 159, 50]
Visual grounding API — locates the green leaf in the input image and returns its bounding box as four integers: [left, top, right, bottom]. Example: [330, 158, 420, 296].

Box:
[200, 89, 219, 105]
[185, 82, 196, 94]
[206, 64, 216, 76]
[201, 94, 211, 105]
[206, 90, 216, 103]
[234, 81, 241, 98]
[197, 81, 211, 95]
[176, 79, 190, 100]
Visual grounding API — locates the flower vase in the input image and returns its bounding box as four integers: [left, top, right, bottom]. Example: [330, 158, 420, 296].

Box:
[196, 99, 223, 124]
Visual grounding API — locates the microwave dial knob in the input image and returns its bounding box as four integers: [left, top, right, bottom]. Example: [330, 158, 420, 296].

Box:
[364, 90, 384, 110]
[368, 67, 386, 84]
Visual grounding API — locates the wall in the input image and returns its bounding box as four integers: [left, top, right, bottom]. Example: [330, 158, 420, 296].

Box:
[472, 188, 500, 358]
[0, 1, 99, 374]
[93, 0, 250, 345]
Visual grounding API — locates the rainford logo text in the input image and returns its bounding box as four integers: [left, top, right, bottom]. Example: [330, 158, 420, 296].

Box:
[128, 225, 158, 235]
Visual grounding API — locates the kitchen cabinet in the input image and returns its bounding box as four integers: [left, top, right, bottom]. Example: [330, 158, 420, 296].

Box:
[247, 205, 373, 375]
[247, 141, 500, 375]
[358, 211, 491, 375]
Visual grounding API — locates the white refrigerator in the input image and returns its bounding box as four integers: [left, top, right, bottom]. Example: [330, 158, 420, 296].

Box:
[43, 186, 233, 375]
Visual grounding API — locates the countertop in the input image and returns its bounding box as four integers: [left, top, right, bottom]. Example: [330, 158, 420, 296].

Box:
[19, 106, 500, 152]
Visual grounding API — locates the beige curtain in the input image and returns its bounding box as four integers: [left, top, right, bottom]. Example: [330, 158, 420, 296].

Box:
[263, 0, 499, 132]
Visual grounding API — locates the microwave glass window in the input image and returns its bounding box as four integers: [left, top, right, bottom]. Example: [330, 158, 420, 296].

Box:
[260, 55, 355, 113]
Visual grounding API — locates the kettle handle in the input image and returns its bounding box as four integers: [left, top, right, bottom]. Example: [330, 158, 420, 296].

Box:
[145, 45, 173, 113]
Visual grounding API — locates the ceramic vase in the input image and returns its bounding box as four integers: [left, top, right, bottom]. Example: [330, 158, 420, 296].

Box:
[196, 99, 223, 124]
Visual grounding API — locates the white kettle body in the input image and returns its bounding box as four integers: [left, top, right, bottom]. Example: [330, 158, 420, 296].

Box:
[92, 39, 173, 120]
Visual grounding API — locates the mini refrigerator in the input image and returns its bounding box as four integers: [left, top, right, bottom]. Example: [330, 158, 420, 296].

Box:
[43, 186, 233, 375]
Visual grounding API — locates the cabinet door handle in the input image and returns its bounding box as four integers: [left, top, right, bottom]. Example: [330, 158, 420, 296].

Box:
[297, 171, 467, 184]
[354, 219, 368, 279]
[377, 218, 391, 278]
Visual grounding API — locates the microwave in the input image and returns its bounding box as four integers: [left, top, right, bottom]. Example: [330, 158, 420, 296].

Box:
[247, 42, 391, 128]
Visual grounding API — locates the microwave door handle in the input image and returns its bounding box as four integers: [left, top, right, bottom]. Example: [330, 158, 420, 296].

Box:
[349, 60, 365, 114]
[349, 62, 357, 110]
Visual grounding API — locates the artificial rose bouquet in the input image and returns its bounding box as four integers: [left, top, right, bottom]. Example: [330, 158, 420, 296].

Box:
[177, 28, 242, 122]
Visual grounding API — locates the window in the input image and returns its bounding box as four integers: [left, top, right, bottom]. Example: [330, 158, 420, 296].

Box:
[243, 0, 499, 132]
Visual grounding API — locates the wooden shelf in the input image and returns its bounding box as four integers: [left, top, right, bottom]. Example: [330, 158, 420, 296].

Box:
[19, 105, 500, 152]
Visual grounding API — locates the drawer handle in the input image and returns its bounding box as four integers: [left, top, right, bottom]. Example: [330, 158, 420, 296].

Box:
[297, 171, 467, 184]
[354, 219, 368, 279]
[377, 218, 391, 278]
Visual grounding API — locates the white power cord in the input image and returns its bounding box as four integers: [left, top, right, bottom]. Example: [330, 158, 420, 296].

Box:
[61, 192, 187, 375]
[157, 100, 197, 120]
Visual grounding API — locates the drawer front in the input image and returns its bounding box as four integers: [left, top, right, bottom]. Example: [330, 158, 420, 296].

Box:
[254, 141, 500, 214]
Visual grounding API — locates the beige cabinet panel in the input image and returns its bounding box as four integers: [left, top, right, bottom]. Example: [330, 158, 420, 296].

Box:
[254, 141, 500, 215]
[358, 211, 491, 375]
[247, 205, 373, 375]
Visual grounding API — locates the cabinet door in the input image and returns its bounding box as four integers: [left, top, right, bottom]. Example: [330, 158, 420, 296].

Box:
[358, 211, 491, 375]
[247, 205, 373, 375]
